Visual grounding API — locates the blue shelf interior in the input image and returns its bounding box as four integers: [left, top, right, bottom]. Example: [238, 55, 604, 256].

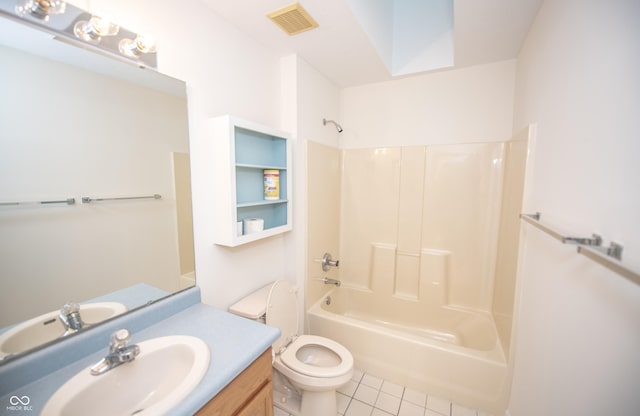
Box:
[234, 127, 288, 231]
[235, 127, 286, 167]
[237, 203, 288, 231]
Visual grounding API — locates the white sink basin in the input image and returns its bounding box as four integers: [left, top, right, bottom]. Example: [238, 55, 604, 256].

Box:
[42, 335, 210, 416]
[0, 302, 126, 359]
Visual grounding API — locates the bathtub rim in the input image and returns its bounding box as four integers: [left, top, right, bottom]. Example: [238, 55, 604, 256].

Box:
[307, 287, 507, 365]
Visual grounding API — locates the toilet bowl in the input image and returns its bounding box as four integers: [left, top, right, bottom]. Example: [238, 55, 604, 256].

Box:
[229, 280, 353, 416]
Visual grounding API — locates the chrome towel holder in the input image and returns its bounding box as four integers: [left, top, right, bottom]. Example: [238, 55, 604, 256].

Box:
[520, 212, 639, 285]
[81, 194, 162, 203]
[0, 198, 76, 206]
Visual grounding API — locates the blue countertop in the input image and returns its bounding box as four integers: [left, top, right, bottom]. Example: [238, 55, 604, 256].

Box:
[0, 288, 280, 415]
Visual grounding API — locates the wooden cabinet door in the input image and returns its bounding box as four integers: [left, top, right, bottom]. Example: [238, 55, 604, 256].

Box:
[196, 348, 273, 416]
[237, 381, 273, 416]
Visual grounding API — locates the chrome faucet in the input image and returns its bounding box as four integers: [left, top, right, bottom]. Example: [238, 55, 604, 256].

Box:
[58, 302, 86, 336]
[90, 329, 140, 376]
[321, 253, 340, 271]
[322, 277, 341, 287]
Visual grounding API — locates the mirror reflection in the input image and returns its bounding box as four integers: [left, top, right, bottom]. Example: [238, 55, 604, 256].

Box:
[0, 17, 194, 361]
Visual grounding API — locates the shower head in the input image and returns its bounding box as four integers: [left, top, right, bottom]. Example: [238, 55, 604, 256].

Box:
[323, 118, 343, 133]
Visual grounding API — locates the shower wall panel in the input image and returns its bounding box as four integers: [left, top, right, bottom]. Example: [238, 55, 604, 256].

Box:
[340, 142, 505, 312]
[492, 134, 529, 356]
[422, 143, 504, 310]
[340, 148, 401, 289]
[306, 141, 343, 308]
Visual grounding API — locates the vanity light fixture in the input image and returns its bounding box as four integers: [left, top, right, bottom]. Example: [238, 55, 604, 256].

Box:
[119, 35, 157, 58]
[15, 0, 65, 20]
[2, 0, 158, 68]
[73, 16, 119, 43]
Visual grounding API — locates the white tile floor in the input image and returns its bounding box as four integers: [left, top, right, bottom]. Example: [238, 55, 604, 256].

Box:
[273, 369, 493, 416]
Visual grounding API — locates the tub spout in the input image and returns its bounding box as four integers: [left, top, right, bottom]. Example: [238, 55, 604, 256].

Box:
[322, 277, 341, 287]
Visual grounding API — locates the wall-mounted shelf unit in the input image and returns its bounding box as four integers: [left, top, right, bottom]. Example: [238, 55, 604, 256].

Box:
[210, 115, 292, 247]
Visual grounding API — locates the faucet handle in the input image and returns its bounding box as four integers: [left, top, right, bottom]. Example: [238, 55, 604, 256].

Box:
[110, 329, 131, 352]
[59, 302, 85, 334]
[60, 302, 80, 315]
[321, 253, 340, 271]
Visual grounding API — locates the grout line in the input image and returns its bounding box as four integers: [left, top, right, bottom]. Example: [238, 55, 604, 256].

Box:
[277, 370, 490, 416]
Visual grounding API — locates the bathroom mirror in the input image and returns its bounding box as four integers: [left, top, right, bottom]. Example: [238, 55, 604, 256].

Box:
[0, 14, 194, 363]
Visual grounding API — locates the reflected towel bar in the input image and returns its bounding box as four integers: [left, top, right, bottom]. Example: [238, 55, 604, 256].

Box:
[520, 213, 640, 285]
[82, 194, 162, 203]
[0, 198, 76, 206]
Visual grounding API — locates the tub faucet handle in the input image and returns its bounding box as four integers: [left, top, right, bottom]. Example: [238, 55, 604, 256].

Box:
[321, 253, 340, 271]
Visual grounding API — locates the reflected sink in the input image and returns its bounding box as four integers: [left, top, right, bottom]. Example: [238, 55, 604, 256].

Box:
[0, 302, 127, 359]
[42, 335, 210, 416]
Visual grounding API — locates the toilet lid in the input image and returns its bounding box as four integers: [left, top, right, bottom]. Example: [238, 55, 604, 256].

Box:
[266, 280, 299, 353]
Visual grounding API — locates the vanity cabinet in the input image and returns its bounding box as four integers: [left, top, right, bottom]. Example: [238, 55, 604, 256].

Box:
[210, 115, 292, 247]
[197, 348, 273, 416]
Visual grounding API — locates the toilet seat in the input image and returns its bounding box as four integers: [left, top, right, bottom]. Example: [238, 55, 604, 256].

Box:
[264, 280, 353, 379]
[280, 334, 354, 378]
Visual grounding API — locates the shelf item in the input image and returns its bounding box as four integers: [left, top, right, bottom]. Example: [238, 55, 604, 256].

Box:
[210, 115, 292, 247]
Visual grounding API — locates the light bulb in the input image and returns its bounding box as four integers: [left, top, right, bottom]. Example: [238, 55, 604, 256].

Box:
[119, 35, 157, 57]
[15, 0, 66, 20]
[73, 16, 119, 43]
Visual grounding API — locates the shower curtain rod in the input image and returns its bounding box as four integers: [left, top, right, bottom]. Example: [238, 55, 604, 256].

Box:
[520, 213, 640, 286]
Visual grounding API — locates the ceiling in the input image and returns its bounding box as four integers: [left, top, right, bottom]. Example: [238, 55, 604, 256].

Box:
[203, 0, 542, 88]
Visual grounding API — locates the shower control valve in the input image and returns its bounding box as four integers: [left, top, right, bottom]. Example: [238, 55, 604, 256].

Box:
[321, 252, 339, 271]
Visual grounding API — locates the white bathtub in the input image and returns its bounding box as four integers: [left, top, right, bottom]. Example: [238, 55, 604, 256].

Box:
[307, 287, 509, 414]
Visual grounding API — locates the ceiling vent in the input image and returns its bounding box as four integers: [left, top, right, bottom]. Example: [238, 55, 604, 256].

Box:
[267, 3, 319, 36]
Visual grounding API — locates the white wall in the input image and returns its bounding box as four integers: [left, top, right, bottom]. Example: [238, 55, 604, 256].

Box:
[79, 0, 290, 309]
[508, 1, 640, 415]
[340, 59, 516, 148]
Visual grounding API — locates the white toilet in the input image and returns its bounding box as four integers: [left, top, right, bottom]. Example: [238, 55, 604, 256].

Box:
[229, 280, 354, 416]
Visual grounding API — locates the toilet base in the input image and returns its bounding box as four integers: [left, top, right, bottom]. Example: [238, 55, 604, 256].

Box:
[272, 369, 341, 416]
[273, 389, 338, 416]
[273, 389, 301, 416]
[273, 370, 302, 415]
[300, 390, 338, 416]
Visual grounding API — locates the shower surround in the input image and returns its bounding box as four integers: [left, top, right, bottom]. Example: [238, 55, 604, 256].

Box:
[340, 144, 504, 310]
[306, 135, 528, 414]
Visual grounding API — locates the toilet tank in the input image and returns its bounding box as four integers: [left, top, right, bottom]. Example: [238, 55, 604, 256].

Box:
[228, 283, 273, 322]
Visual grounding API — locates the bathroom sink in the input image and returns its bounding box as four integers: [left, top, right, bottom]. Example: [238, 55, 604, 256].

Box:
[42, 335, 210, 416]
[0, 302, 127, 359]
